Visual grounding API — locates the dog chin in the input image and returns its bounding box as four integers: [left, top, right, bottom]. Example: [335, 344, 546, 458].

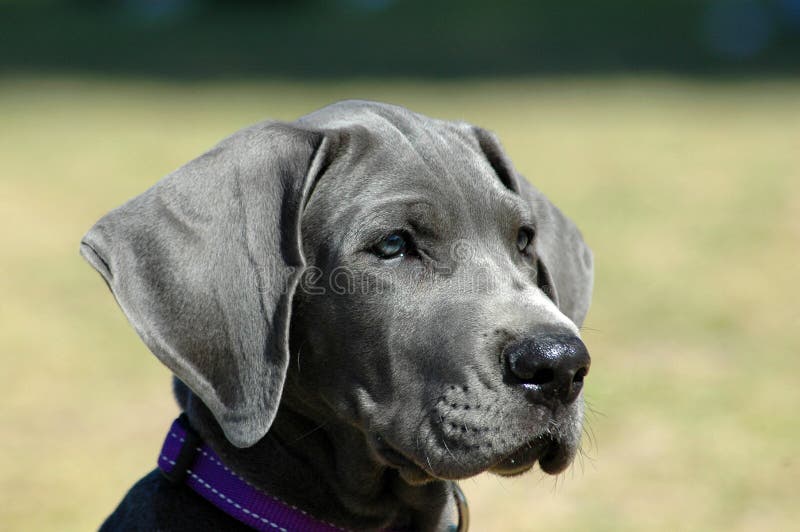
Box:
[370, 432, 577, 484]
[489, 435, 577, 476]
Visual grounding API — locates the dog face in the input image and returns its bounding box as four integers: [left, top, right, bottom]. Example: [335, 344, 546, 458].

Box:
[289, 104, 591, 483]
[81, 100, 592, 485]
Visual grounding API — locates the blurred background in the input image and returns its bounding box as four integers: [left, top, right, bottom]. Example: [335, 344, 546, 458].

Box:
[2, 0, 799, 530]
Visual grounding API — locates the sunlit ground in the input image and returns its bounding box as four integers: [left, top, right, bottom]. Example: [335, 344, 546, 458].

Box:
[1, 76, 798, 531]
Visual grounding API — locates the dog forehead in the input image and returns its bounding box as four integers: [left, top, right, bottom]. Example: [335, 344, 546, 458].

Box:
[299, 100, 480, 166]
[299, 99, 507, 203]
[297, 99, 452, 135]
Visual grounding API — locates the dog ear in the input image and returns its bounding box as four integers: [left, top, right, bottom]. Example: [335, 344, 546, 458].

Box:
[470, 126, 521, 194]
[517, 177, 593, 327]
[471, 126, 593, 327]
[80, 122, 333, 448]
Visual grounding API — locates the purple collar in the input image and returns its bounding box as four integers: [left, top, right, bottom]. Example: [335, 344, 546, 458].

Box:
[157, 415, 468, 532]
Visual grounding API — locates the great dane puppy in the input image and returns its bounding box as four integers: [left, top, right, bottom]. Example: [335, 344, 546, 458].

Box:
[82, 100, 593, 531]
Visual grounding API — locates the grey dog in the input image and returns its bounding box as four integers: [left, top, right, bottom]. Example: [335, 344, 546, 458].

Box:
[81, 100, 593, 531]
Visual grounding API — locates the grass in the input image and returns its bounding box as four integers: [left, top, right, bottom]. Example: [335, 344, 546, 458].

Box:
[1, 75, 798, 531]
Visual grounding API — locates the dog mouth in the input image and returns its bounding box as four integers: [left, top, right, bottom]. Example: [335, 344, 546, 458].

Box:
[370, 432, 574, 483]
[370, 435, 438, 484]
[488, 435, 572, 476]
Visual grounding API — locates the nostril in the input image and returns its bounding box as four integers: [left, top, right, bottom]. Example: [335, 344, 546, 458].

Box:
[504, 333, 591, 405]
[529, 368, 554, 385]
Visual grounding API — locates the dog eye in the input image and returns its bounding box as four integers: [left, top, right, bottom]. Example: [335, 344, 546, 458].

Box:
[516, 227, 534, 253]
[373, 233, 409, 259]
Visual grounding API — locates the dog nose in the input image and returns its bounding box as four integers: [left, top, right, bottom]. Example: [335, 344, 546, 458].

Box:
[504, 334, 591, 405]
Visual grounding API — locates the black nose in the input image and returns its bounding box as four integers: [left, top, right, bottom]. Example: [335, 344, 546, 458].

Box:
[504, 334, 591, 405]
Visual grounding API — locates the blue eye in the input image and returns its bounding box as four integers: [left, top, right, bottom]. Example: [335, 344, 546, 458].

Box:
[517, 227, 533, 252]
[374, 233, 408, 259]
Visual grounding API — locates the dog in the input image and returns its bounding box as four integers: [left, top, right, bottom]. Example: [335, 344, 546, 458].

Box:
[81, 100, 593, 531]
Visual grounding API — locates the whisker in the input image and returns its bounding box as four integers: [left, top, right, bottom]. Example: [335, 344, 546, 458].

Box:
[291, 422, 328, 443]
[441, 437, 458, 463]
[584, 397, 607, 419]
[293, 340, 307, 374]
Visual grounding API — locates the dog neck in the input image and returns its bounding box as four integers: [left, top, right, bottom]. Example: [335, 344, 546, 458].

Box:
[175, 379, 460, 531]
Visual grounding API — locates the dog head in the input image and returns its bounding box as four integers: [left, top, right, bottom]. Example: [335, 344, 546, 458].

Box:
[82, 100, 593, 484]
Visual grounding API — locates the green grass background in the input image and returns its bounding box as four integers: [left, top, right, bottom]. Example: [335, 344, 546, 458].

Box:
[1, 76, 798, 531]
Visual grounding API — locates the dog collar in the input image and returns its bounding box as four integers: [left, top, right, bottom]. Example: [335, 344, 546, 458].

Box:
[158, 415, 468, 532]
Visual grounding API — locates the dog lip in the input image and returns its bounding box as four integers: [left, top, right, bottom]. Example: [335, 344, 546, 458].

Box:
[370, 430, 574, 481]
[369, 434, 436, 481]
[377, 444, 416, 469]
[488, 435, 558, 476]
[537, 439, 574, 474]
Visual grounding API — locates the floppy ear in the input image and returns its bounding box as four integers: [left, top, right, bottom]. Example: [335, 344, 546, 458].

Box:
[472, 126, 594, 327]
[518, 177, 594, 327]
[80, 122, 332, 447]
